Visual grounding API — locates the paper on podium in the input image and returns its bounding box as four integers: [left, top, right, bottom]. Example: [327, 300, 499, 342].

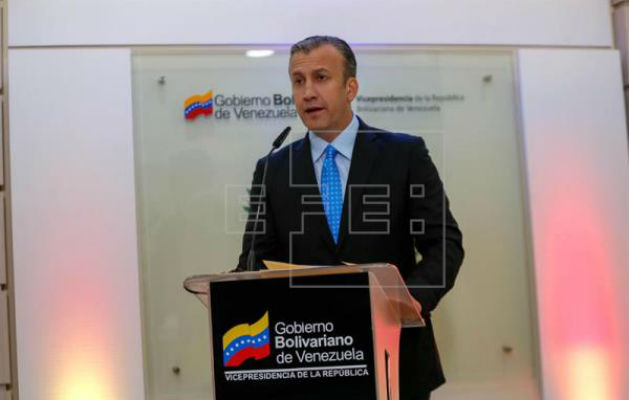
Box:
[263, 260, 359, 270]
[262, 260, 358, 276]
[262, 260, 310, 270]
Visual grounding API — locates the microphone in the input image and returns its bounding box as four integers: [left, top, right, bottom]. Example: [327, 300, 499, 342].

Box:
[273, 126, 291, 149]
[246, 126, 291, 271]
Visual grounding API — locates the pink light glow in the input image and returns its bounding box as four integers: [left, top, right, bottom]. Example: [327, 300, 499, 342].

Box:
[36, 222, 123, 400]
[534, 147, 626, 400]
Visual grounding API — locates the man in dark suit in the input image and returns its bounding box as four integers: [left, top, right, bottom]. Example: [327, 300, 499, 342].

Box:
[236, 36, 464, 400]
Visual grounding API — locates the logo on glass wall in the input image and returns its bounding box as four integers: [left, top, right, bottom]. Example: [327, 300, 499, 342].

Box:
[184, 90, 214, 120]
[223, 311, 271, 367]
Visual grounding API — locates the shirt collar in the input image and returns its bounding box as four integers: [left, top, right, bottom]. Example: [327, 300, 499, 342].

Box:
[308, 114, 359, 162]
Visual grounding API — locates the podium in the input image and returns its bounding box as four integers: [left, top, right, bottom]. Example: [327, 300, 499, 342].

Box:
[184, 263, 424, 400]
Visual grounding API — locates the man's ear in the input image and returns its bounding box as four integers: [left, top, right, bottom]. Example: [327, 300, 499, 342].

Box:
[346, 77, 359, 102]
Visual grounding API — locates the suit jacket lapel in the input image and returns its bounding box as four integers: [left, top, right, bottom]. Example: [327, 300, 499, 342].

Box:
[337, 118, 380, 250]
[291, 134, 337, 254]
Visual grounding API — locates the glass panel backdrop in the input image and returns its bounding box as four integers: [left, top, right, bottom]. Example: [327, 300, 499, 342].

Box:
[132, 48, 538, 400]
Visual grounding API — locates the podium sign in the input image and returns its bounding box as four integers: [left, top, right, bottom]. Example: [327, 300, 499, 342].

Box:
[185, 264, 424, 400]
[209, 272, 377, 400]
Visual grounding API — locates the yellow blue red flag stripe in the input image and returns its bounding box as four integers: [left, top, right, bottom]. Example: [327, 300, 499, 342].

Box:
[184, 90, 213, 120]
[222, 311, 270, 367]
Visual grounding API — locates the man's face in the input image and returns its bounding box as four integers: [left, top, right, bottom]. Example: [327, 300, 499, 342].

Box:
[289, 44, 358, 137]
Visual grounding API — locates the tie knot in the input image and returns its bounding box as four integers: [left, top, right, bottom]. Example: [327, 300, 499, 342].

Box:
[325, 145, 337, 159]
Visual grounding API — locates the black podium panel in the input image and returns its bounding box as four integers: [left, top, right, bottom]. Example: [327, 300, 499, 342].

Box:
[209, 272, 377, 400]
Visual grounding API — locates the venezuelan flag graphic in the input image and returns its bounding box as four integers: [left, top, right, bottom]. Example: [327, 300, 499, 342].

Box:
[184, 90, 213, 120]
[222, 311, 270, 367]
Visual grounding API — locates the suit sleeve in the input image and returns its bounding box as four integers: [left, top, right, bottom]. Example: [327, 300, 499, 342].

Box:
[234, 157, 279, 271]
[405, 136, 464, 315]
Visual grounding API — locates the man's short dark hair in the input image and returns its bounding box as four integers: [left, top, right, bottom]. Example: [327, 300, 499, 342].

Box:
[290, 36, 357, 81]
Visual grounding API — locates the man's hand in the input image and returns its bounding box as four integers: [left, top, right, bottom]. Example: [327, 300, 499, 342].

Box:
[389, 297, 425, 326]
[412, 298, 423, 316]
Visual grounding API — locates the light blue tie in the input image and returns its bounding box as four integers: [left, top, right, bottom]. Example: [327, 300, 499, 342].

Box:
[321, 145, 343, 244]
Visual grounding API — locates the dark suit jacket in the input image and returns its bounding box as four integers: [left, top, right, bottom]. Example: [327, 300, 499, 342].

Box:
[236, 117, 464, 396]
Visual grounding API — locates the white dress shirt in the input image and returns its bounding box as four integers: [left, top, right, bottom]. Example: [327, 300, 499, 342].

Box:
[308, 114, 359, 202]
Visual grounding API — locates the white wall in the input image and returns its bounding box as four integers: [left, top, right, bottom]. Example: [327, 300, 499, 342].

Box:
[8, 49, 145, 400]
[7, 1, 627, 400]
[9, 0, 612, 47]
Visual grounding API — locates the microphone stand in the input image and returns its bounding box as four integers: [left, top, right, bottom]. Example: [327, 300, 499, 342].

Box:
[246, 126, 291, 271]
